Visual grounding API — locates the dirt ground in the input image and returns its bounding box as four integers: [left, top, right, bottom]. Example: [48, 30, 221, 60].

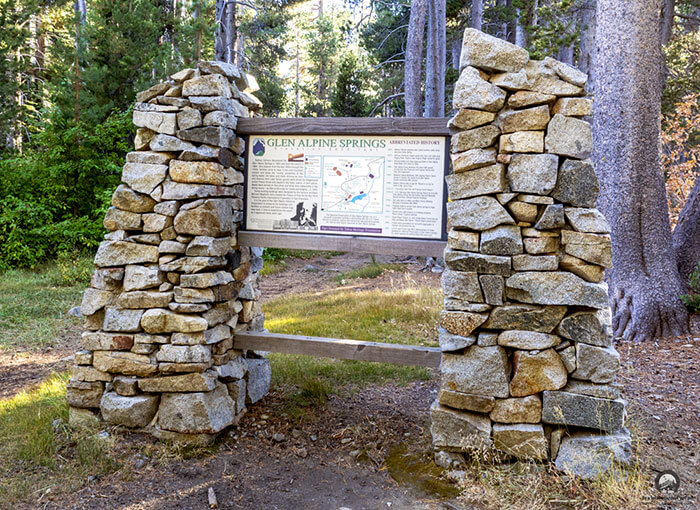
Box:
[2, 252, 699, 509]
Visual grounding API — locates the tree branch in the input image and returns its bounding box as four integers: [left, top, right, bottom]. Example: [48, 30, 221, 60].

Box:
[369, 92, 405, 117]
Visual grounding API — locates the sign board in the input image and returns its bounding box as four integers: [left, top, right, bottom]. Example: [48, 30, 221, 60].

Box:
[244, 134, 448, 241]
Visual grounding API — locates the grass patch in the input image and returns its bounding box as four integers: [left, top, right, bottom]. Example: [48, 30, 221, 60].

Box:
[264, 286, 440, 413]
[0, 253, 93, 350]
[0, 372, 121, 505]
[260, 248, 344, 276]
[335, 262, 407, 284]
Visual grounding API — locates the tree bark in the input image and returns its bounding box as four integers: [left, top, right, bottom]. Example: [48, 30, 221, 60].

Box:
[515, 8, 526, 48]
[424, 0, 446, 117]
[404, 0, 427, 117]
[660, 0, 675, 46]
[594, 0, 689, 341]
[471, 0, 483, 30]
[673, 178, 700, 284]
[451, 35, 461, 70]
[215, 0, 236, 63]
[578, 0, 596, 92]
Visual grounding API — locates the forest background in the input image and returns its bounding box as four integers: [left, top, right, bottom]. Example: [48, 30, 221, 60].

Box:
[0, 0, 697, 274]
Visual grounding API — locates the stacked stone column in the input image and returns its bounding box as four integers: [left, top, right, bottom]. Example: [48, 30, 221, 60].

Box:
[67, 61, 269, 444]
[432, 29, 630, 478]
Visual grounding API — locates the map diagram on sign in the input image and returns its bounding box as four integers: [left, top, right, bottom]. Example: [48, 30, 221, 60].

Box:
[321, 156, 385, 213]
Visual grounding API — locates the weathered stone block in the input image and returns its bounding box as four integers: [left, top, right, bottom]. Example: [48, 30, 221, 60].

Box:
[94, 241, 159, 267]
[558, 310, 612, 347]
[447, 197, 515, 231]
[138, 371, 218, 393]
[565, 208, 610, 234]
[460, 28, 529, 72]
[438, 390, 495, 413]
[505, 271, 609, 309]
[498, 105, 550, 133]
[141, 308, 208, 333]
[169, 160, 225, 186]
[553, 97, 592, 116]
[149, 133, 196, 152]
[493, 423, 548, 460]
[480, 225, 523, 255]
[158, 384, 235, 434]
[439, 310, 487, 336]
[545, 114, 593, 159]
[178, 126, 235, 147]
[510, 349, 568, 397]
[554, 431, 632, 480]
[447, 230, 479, 252]
[445, 250, 512, 277]
[81, 331, 134, 351]
[430, 401, 492, 452]
[573, 343, 620, 383]
[543, 57, 587, 87]
[441, 270, 484, 303]
[479, 274, 504, 305]
[542, 391, 625, 433]
[451, 125, 501, 152]
[133, 111, 176, 135]
[448, 109, 496, 131]
[440, 347, 510, 398]
[446, 164, 506, 200]
[490, 395, 541, 424]
[66, 380, 104, 408]
[512, 254, 558, 271]
[508, 90, 556, 109]
[438, 328, 476, 352]
[246, 358, 271, 404]
[182, 73, 232, 98]
[483, 304, 567, 333]
[101, 392, 159, 428]
[174, 199, 233, 237]
[104, 207, 141, 231]
[561, 231, 612, 267]
[453, 67, 506, 112]
[534, 204, 565, 230]
[498, 330, 561, 350]
[103, 307, 144, 332]
[499, 131, 544, 153]
[93, 351, 158, 377]
[507, 154, 559, 195]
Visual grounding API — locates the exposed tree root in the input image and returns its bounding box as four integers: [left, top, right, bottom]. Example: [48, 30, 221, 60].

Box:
[611, 282, 689, 343]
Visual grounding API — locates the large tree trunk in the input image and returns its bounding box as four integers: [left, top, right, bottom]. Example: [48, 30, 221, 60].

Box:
[578, 0, 596, 92]
[515, 8, 526, 48]
[471, 0, 483, 30]
[404, 0, 427, 117]
[215, 0, 236, 63]
[424, 0, 445, 117]
[594, 0, 689, 342]
[660, 0, 675, 46]
[673, 178, 700, 284]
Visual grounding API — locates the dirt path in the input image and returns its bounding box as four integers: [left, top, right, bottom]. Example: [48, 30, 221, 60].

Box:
[259, 252, 441, 302]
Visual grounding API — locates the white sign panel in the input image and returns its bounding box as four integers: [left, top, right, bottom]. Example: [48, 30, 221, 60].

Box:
[245, 134, 447, 240]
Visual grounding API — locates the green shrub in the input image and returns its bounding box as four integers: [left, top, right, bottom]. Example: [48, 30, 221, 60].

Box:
[0, 108, 131, 270]
[680, 261, 700, 313]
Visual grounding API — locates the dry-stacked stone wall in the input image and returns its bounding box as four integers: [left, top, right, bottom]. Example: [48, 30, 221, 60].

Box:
[67, 61, 268, 444]
[432, 29, 631, 478]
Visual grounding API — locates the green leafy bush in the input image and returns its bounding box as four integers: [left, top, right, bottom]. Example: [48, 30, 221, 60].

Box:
[680, 261, 700, 313]
[0, 108, 131, 270]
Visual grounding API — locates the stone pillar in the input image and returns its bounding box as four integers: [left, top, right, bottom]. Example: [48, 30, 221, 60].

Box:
[432, 29, 630, 478]
[67, 61, 269, 444]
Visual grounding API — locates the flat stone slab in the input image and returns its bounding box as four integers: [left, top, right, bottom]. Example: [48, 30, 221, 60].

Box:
[542, 390, 626, 433]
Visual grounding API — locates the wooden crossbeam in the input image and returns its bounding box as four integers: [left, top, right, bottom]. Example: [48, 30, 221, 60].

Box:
[238, 231, 446, 257]
[236, 117, 451, 136]
[234, 331, 442, 368]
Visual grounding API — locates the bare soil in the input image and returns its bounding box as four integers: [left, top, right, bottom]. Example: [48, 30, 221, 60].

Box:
[2, 252, 699, 509]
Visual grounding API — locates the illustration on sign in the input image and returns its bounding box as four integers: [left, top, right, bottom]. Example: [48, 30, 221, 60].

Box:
[245, 134, 447, 240]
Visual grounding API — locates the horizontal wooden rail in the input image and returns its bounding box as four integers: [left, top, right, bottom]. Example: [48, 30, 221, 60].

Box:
[238, 231, 446, 257]
[234, 331, 442, 368]
[236, 117, 451, 136]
